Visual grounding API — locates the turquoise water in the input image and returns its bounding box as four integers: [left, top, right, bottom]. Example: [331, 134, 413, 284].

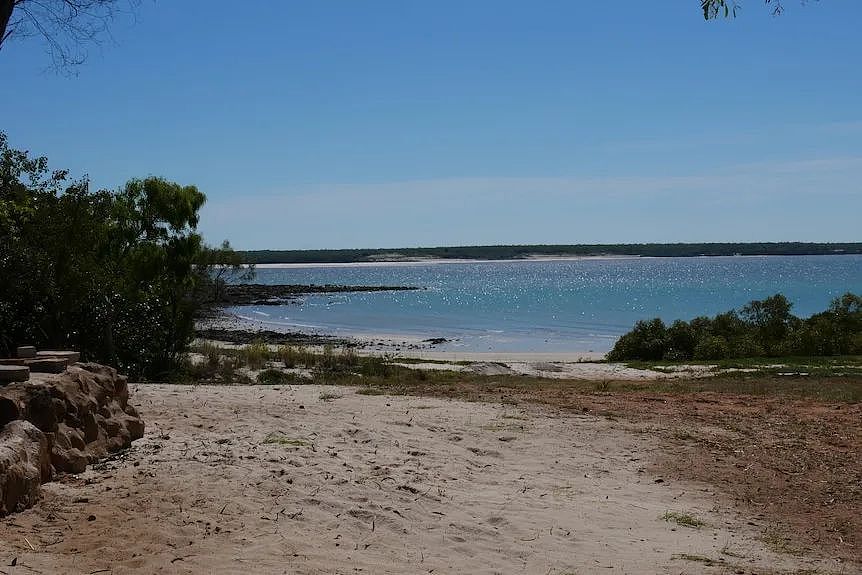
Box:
[229, 255, 862, 352]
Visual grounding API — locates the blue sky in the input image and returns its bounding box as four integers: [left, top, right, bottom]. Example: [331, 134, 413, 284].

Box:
[1, 1, 860, 249]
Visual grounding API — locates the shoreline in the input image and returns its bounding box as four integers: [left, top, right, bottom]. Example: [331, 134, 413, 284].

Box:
[250, 255, 641, 268]
[245, 253, 862, 268]
[215, 282, 421, 306]
[197, 309, 608, 360]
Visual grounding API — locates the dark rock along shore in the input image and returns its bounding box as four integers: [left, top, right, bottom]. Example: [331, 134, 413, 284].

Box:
[217, 283, 421, 306]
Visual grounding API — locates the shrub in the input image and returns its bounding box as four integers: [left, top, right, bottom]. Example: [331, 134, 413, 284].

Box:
[710, 311, 746, 341]
[241, 340, 270, 370]
[693, 335, 730, 360]
[741, 293, 794, 349]
[194, 340, 223, 368]
[0, 133, 249, 378]
[729, 334, 765, 358]
[278, 344, 300, 368]
[665, 320, 697, 360]
[608, 292, 861, 361]
[356, 354, 391, 377]
[607, 318, 668, 361]
[256, 368, 302, 385]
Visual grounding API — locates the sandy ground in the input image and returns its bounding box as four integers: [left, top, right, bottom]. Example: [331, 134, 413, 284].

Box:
[388, 358, 691, 380]
[376, 349, 717, 380]
[0, 385, 842, 575]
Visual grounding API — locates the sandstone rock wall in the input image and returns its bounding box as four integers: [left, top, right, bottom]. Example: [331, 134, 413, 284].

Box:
[0, 363, 144, 515]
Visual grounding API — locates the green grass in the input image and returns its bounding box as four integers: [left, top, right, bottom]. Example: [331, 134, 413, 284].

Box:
[256, 368, 306, 385]
[237, 340, 270, 370]
[661, 511, 705, 528]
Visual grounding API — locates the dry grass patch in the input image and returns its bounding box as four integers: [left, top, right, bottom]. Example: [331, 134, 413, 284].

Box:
[661, 511, 705, 528]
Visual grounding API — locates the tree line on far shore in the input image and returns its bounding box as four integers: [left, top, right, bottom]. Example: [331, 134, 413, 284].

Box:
[0, 132, 249, 378]
[241, 243, 862, 264]
[607, 293, 862, 362]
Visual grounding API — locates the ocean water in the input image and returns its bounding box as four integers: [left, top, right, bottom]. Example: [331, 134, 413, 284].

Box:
[228, 255, 862, 353]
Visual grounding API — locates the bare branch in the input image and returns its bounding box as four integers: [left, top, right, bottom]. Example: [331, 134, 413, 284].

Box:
[0, 0, 140, 71]
[702, 1, 791, 20]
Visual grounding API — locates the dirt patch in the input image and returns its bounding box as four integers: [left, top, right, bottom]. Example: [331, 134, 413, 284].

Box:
[0, 384, 842, 574]
[377, 376, 861, 566]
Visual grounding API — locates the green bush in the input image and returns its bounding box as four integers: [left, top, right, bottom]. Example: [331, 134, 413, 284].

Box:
[665, 320, 697, 359]
[729, 334, 765, 357]
[0, 132, 247, 378]
[693, 335, 730, 360]
[606, 318, 668, 361]
[240, 340, 271, 370]
[278, 344, 300, 368]
[608, 292, 861, 361]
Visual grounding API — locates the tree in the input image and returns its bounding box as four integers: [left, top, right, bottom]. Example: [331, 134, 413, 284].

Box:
[0, 132, 245, 378]
[740, 294, 795, 351]
[606, 318, 669, 361]
[0, 0, 137, 68]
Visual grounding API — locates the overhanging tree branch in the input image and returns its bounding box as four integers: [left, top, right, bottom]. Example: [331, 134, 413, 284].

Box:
[701, 0, 796, 19]
[0, 0, 139, 70]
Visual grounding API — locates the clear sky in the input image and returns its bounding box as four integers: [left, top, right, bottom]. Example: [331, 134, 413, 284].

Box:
[2, 1, 860, 249]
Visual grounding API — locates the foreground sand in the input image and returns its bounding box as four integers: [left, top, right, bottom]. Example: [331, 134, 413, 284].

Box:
[0, 384, 840, 574]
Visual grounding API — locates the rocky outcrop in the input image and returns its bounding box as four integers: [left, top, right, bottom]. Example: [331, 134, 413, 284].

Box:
[219, 283, 421, 306]
[0, 363, 144, 515]
[0, 420, 51, 515]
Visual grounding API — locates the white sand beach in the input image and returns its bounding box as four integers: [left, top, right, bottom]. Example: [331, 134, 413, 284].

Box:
[0, 384, 839, 574]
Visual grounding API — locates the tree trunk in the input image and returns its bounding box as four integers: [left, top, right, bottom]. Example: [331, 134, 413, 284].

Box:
[0, 0, 15, 48]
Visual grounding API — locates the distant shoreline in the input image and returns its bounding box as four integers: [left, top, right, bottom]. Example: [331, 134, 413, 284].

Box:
[240, 243, 862, 265]
[252, 254, 639, 269]
[248, 253, 856, 269]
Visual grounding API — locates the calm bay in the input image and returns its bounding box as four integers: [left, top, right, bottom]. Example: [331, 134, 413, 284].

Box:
[229, 255, 862, 353]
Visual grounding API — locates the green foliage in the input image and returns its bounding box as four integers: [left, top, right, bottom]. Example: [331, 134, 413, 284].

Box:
[693, 335, 730, 360]
[608, 293, 862, 361]
[665, 319, 698, 359]
[740, 294, 797, 353]
[187, 342, 393, 385]
[238, 340, 270, 370]
[0, 132, 244, 378]
[606, 318, 668, 361]
[729, 334, 765, 358]
[256, 368, 303, 385]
